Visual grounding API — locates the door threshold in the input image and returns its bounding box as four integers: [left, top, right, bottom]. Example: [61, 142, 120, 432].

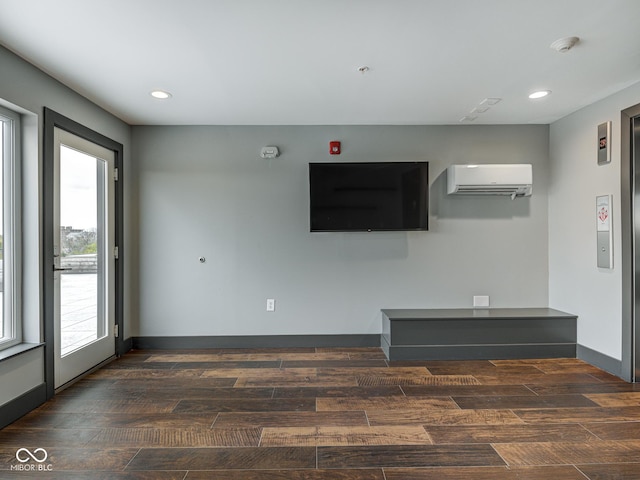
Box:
[54, 355, 117, 393]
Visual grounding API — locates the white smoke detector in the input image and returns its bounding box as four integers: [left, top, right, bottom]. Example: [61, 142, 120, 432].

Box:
[260, 146, 280, 159]
[550, 36, 580, 53]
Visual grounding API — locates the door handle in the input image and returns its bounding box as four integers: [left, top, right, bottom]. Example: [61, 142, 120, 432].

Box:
[53, 266, 72, 272]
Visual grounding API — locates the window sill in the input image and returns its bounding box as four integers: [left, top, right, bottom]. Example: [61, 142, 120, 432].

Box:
[0, 342, 44, 362]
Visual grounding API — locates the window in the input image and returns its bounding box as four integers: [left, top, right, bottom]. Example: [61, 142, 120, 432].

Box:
[0, 105, 21, 350]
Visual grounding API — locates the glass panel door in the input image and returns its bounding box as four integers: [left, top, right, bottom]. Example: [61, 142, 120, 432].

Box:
[54, 128, 115, 388]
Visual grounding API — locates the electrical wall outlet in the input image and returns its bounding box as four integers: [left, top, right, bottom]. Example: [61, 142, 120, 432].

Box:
[473, 295, 490, 308]
[266, 299, 276, 312]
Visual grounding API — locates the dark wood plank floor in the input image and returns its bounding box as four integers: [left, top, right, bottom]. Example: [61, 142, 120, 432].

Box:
[2, 347, 640, 478]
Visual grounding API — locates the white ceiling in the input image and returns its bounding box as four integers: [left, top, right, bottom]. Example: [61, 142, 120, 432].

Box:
[1, 0, 640, 126]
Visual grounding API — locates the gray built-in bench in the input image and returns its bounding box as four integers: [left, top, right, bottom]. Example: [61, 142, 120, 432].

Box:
[381, 308, 577, 361]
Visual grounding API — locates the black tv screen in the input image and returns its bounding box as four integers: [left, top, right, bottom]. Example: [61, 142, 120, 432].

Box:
[309, 162, 429, 232]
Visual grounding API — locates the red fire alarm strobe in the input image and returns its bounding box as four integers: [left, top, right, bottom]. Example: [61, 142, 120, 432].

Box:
[329, 141, 341, 155]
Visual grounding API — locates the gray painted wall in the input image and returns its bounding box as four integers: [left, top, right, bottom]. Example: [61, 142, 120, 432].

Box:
[132, 124, 549, 337]
[549, 79, 640, 363]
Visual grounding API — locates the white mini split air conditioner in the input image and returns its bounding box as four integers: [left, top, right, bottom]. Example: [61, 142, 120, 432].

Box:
[446, 164, 532, 198]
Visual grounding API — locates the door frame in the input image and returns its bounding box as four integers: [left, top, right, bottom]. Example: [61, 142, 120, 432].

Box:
[621, 102, 640, 382]
[43, 108, 124, 399]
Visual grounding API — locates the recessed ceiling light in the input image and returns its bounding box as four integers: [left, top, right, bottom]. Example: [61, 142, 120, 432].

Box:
[150, 90, 172, 99]
[529, 90, 551, 99]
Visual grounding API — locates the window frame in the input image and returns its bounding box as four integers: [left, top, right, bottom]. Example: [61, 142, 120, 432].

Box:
[0, 104, 22, 351]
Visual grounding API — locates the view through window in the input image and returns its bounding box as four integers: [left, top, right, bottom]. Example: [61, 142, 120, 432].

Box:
[60, 145, 101, 356]
[0, 105, 19, 350]
[0, 121, 4, 342]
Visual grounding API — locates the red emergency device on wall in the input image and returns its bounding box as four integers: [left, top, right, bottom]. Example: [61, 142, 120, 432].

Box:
[329, 141, 341, 155]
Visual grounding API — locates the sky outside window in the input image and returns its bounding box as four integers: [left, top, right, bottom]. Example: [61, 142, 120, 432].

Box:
[60, 145, 97, 231]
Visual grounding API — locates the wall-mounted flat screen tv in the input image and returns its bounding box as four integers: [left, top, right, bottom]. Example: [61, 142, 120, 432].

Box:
[309, 162, 429, 232]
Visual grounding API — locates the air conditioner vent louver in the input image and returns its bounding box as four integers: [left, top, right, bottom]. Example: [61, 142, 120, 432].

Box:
[455, 186, 526, 194]
[447, 164, 532, 197]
